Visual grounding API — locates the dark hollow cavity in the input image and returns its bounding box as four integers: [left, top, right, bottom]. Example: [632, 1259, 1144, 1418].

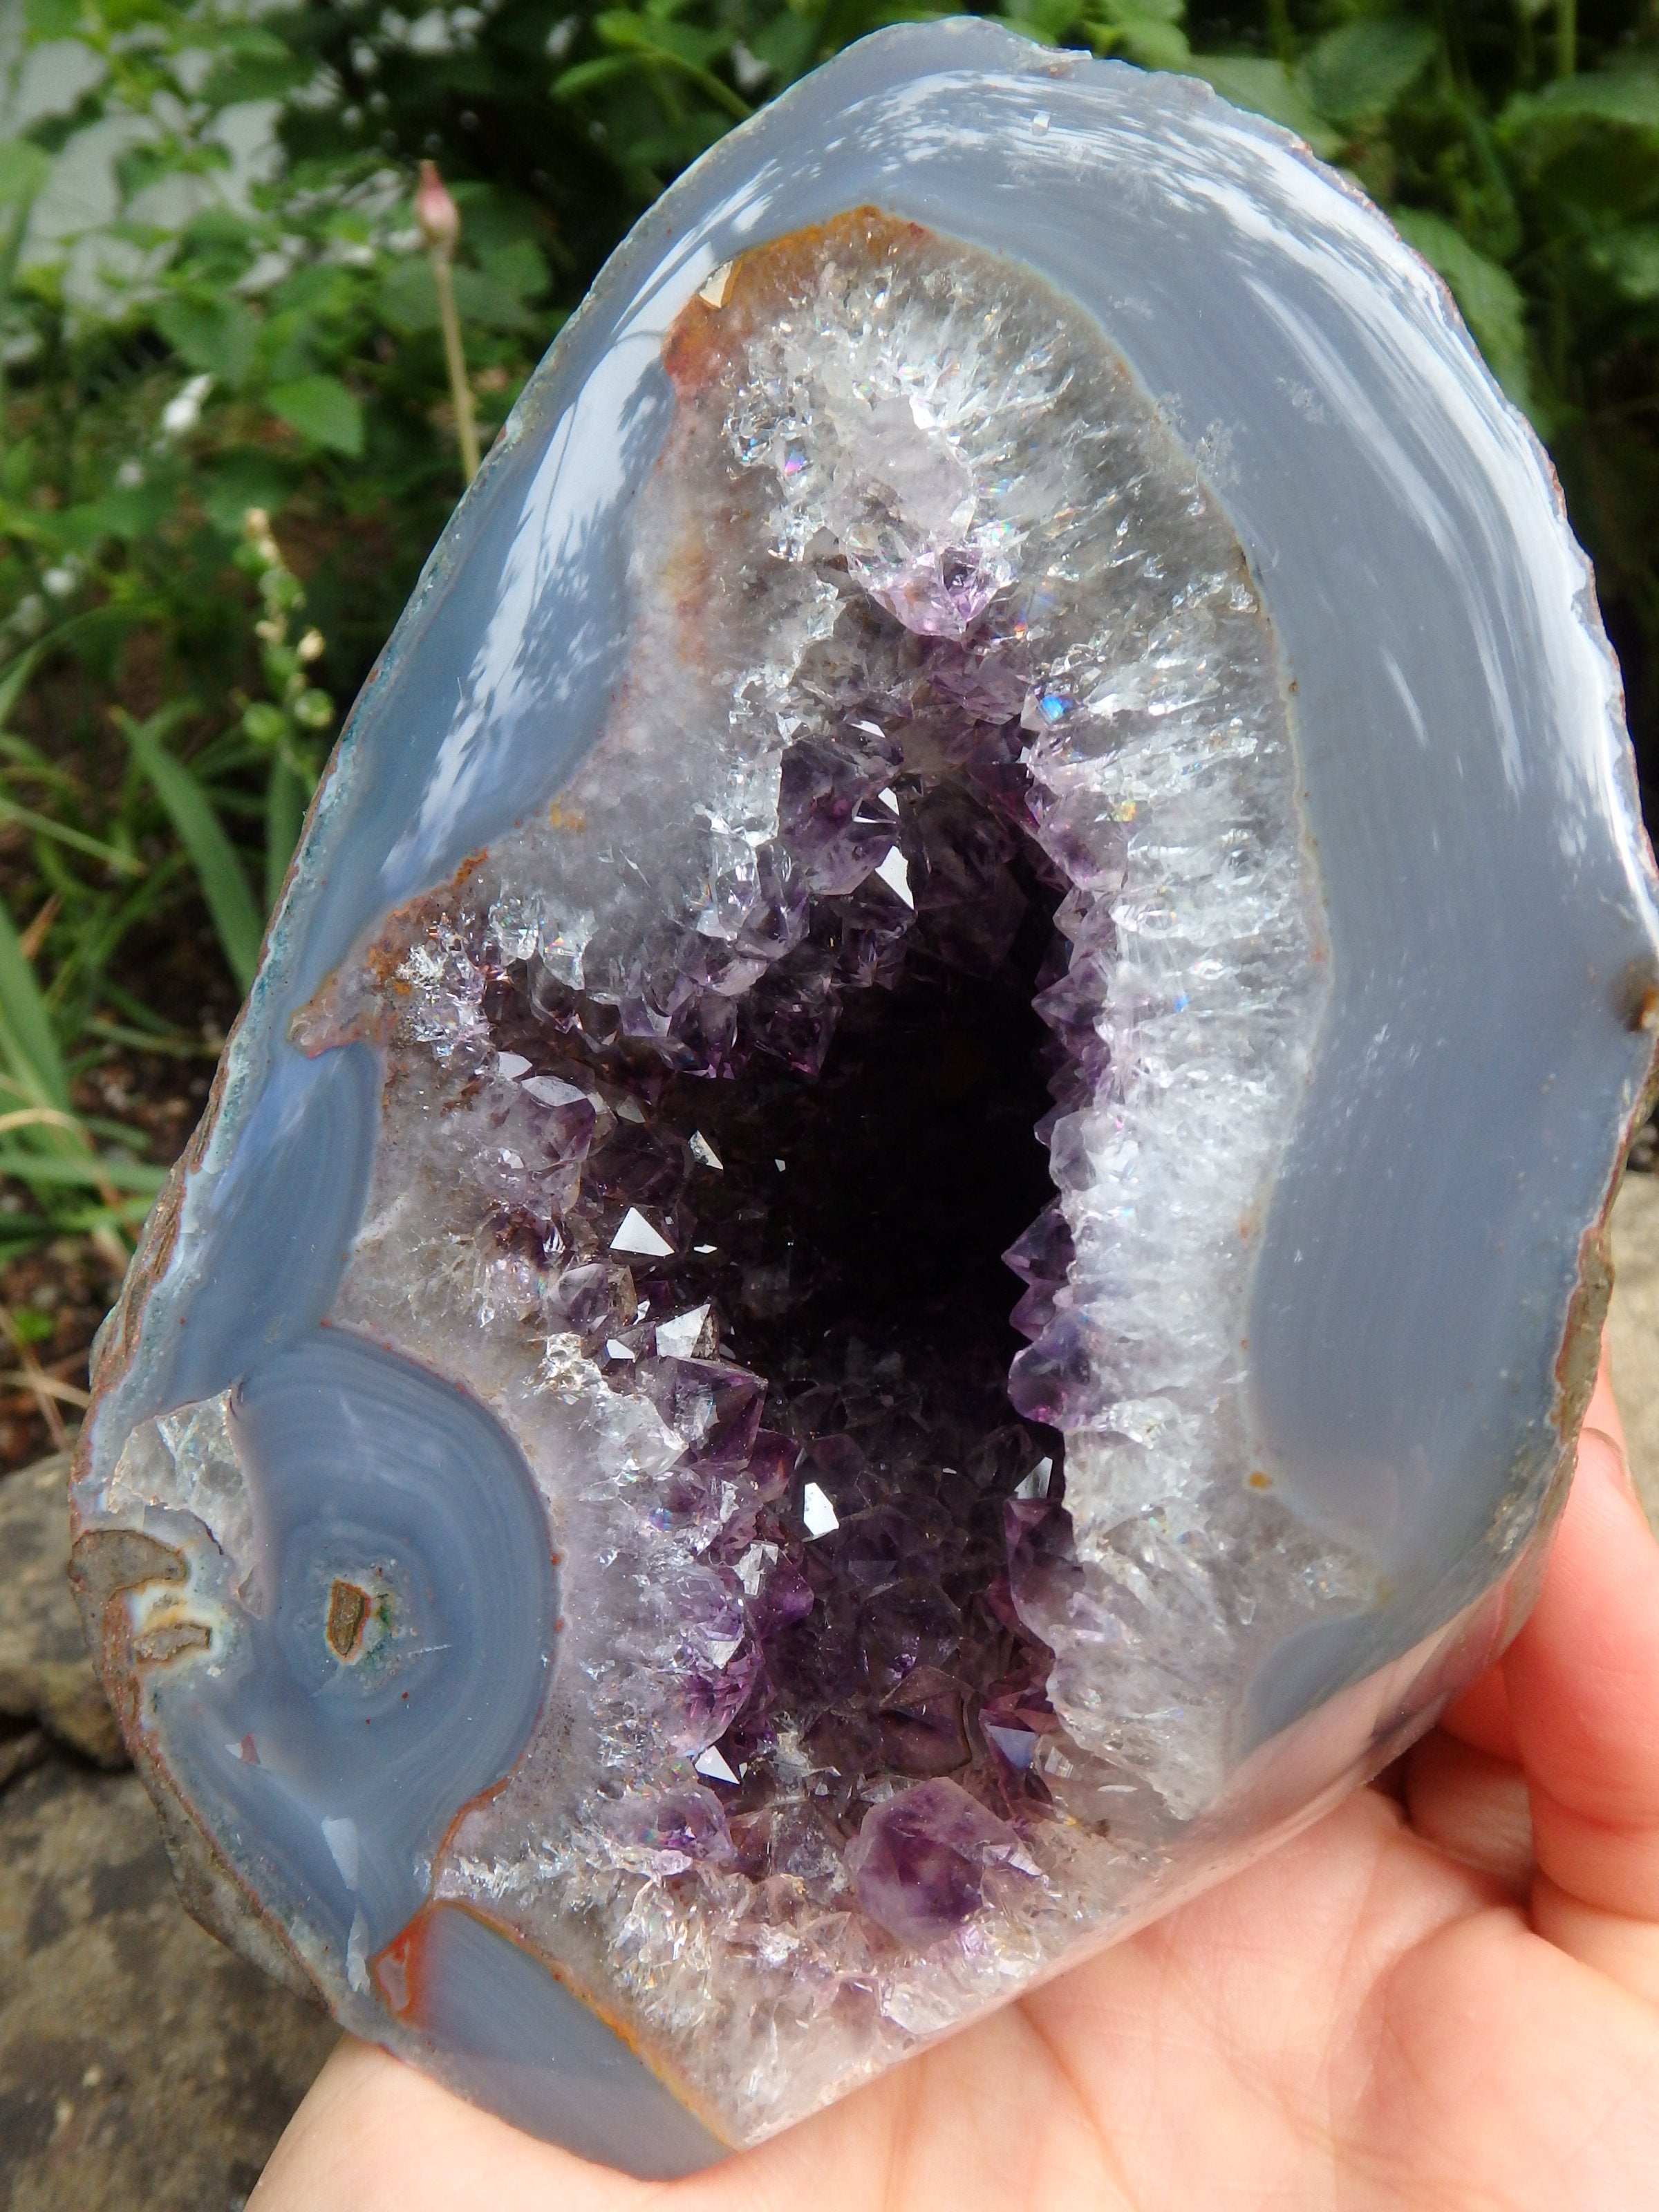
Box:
[482, 761, 1075, 1838]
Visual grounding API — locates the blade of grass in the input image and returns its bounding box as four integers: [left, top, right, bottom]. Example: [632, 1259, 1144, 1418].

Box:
[0, 1152, 166, 1190]
[61, 1193, 158, 1231]
[0, 890, 70, 1115]
[0, 894, 137, 1271]
[64, 857, 190, 1004]
[0, 794, 147, 874]
[116, 705, 263, 991]
[0, 1107, 84, 1136]
[86, 1015, 218, 1058]
[0, 1215, 57, 1248]
[0, 641, 44, 733]
[0, 733, 79, 798]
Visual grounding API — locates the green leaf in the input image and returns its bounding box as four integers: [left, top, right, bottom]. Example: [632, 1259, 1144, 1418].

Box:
[384, 245, 547, 335]
[1300, 18, 1436, 128]
[24, 0, 82, 33]
[1391, 210, 1535, 418]
[579, 10, 751, 118]
[267, 375, 364, 458]
[0, 143, 53, 206]
[117, 709, 264, 991]
[9, 1306, 53, 1344]
[379, 256, 441, 335]
[450, 265, 538, 333]
[202, 452, 295, 536]
[594, 10, 729, 68]
[744, 9, 818, 82]
[1086, 0, 1190, 70]
[480, 238, 549, 302]
[553, 55, 639, 100]
[154, 291, 258, 388]
[0, 895, 69, 1116]
[89, 478, 171, 544]
[1592, 226, 1659, 303]
[1190, 56, 1342, 157]
[1513, 68, 1659, 132]
[1006, 0, 1087, 41]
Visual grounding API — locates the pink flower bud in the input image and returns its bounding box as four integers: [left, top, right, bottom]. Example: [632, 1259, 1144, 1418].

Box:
[414, 160, 460, 256]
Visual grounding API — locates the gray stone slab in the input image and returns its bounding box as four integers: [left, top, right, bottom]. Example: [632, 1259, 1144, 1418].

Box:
[0, 1453, 122, 1768]
[0, 1754, 337, 2212]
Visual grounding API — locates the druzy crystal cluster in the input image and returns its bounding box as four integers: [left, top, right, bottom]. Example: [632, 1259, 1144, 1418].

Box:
[73, 22, 1659, 2172]
[111, 214, 1358, 2131]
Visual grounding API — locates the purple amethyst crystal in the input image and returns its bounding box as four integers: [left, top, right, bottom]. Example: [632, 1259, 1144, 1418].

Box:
[847, 1779, 1038, 1945]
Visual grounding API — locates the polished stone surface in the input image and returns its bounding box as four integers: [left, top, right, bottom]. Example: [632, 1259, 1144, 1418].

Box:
[71, 19, 1659, 2171]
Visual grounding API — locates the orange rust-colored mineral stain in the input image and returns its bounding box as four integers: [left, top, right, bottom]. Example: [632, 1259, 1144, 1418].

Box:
[326, 1577, 371, 1661]
[290, 847, 489, 1053]
[371, 1900, 720, 2135]
[662, 207, 932, 397]
[373, 1909, 428, 2016]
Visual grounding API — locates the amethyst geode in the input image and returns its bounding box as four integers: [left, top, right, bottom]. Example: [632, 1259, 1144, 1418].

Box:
[71, 21, 1659, 2174]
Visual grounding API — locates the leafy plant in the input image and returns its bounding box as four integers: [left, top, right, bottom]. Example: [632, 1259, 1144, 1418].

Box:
[0, 0, 1654, 1282]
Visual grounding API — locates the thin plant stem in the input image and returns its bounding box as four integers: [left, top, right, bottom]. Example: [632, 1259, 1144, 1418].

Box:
[431, 250, 480, 482]
[1555, 0, 1576, 78]
[0, 1304, 67, 1447]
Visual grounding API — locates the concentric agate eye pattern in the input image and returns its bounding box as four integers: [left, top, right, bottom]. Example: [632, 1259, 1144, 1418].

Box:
[69, 20, 1659, 2173]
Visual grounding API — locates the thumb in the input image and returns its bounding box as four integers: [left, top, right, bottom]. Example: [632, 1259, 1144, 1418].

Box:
[1503, 1356, 1659, 2005]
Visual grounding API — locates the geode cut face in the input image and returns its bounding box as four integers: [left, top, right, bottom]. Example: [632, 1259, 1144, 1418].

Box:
[71, 23, 1659, 2175]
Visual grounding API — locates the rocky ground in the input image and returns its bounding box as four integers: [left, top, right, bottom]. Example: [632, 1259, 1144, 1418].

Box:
[0, 1455, 337, 2210]
[2, 1170, 1657, 2209]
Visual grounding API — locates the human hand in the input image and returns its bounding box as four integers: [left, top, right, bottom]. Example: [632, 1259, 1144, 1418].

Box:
[252, 1351, 1659, 2211]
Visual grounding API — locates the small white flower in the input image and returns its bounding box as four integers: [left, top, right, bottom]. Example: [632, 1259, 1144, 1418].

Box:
[41, 563, 78, 600]
[731, 41, 770, 92]
[160, 373, 214, 438]
[115, 458, 145, 489]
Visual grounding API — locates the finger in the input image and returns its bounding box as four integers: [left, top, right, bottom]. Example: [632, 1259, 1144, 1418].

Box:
[1438, 1665, 1519, 1763]
[1401, 1727, 1533, 1894]
[1503, 1359, 1659, 2002]
[1441, 1351, 1635, 1764]
[1441, 1351, 1633, 1768]
[249, 2038, 664, 2211]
